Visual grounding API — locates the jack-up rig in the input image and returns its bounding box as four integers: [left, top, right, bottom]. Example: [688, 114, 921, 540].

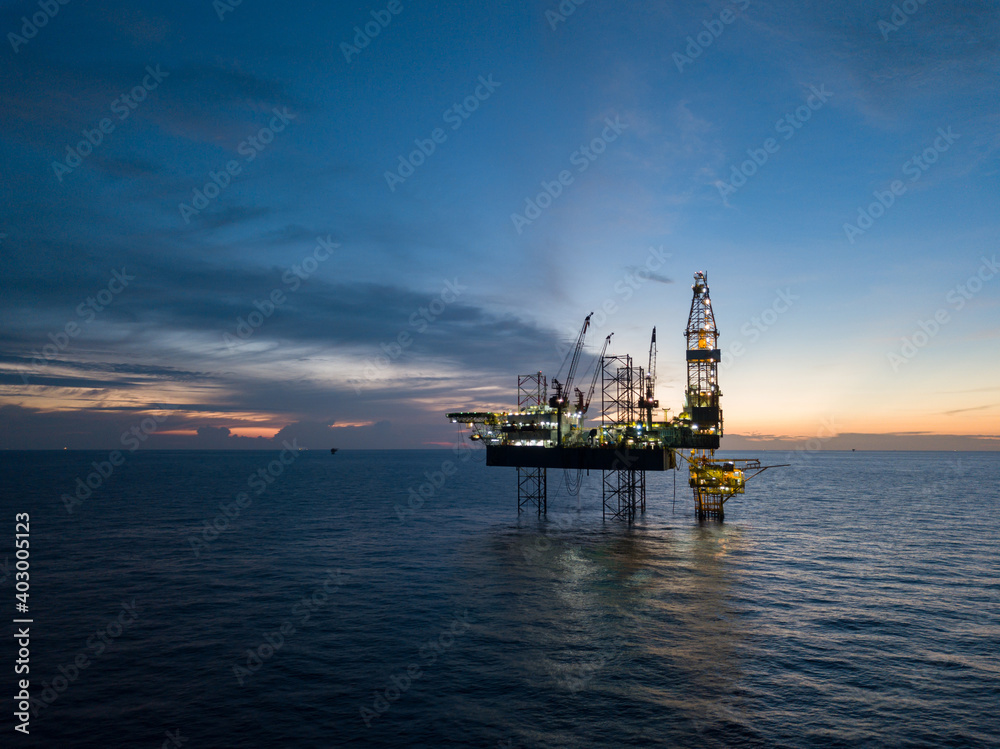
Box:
[447, 272, 782, 521]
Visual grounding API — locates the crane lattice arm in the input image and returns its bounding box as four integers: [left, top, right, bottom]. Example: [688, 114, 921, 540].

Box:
[564, 312, 592, 394]
[582, 333, 613, 414]
[551, 312, 592, 405]
[647, 327, 656, 390]
[642, 327, 658, 427]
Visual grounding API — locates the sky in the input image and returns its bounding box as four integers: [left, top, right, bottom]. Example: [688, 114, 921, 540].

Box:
[0, 0, 997, 450]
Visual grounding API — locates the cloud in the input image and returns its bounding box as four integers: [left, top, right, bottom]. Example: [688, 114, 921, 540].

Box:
[0, 404, 405, 450]
[941, 404, 994, 416]
[624, 265, 672, 285]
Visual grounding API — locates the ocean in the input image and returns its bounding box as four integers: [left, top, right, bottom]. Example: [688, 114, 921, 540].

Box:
[0, 449, 997, 748]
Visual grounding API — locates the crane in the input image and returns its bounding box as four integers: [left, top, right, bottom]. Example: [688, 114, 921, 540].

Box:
[550, 312, 592, 409]
[549, 312, 592, 446]
[640, 327, 658, 428]
[578, 333, 613, 414]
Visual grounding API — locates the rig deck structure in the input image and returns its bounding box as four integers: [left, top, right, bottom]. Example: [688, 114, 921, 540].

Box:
[447, 271, 777, 520]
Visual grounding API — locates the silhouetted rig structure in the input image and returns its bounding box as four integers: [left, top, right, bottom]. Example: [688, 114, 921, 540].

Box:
[447, 272, 782, 521]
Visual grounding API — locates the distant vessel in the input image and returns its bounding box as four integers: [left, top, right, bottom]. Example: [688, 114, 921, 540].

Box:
[330, 448, 338, 454]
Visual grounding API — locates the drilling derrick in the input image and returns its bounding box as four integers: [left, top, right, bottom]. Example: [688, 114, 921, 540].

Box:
[684, 272, 722, 436]
[681, 272, 761, 520]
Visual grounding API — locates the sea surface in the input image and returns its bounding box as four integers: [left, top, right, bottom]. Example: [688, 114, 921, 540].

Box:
[0, 449, 997, 748]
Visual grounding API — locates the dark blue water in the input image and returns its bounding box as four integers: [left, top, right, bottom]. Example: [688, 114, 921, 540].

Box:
[0, 449, 997, 748]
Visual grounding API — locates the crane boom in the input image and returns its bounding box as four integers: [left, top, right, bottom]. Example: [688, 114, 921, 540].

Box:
[551, 312, 593, 406]
[647, 327, 656, 387]
[582, 333, 613, 414]
[642, 327, 658, 428]
[563, 312, 592, 394]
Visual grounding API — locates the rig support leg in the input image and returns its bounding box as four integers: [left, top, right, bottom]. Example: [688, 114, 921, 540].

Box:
[602, 468, 645, 523]
[517, 467, 547, 515]
[693, 486, 725, 521]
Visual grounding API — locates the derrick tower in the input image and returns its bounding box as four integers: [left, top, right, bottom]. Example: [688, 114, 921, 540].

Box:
[681, 272, 757, 520]
[684, 271, 722, 435]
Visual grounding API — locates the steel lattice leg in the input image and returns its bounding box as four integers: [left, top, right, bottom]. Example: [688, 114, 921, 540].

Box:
[517, 467, 547, 515]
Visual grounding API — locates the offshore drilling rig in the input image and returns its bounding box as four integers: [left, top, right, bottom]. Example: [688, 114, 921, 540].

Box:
[447, 272, 778, 521]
